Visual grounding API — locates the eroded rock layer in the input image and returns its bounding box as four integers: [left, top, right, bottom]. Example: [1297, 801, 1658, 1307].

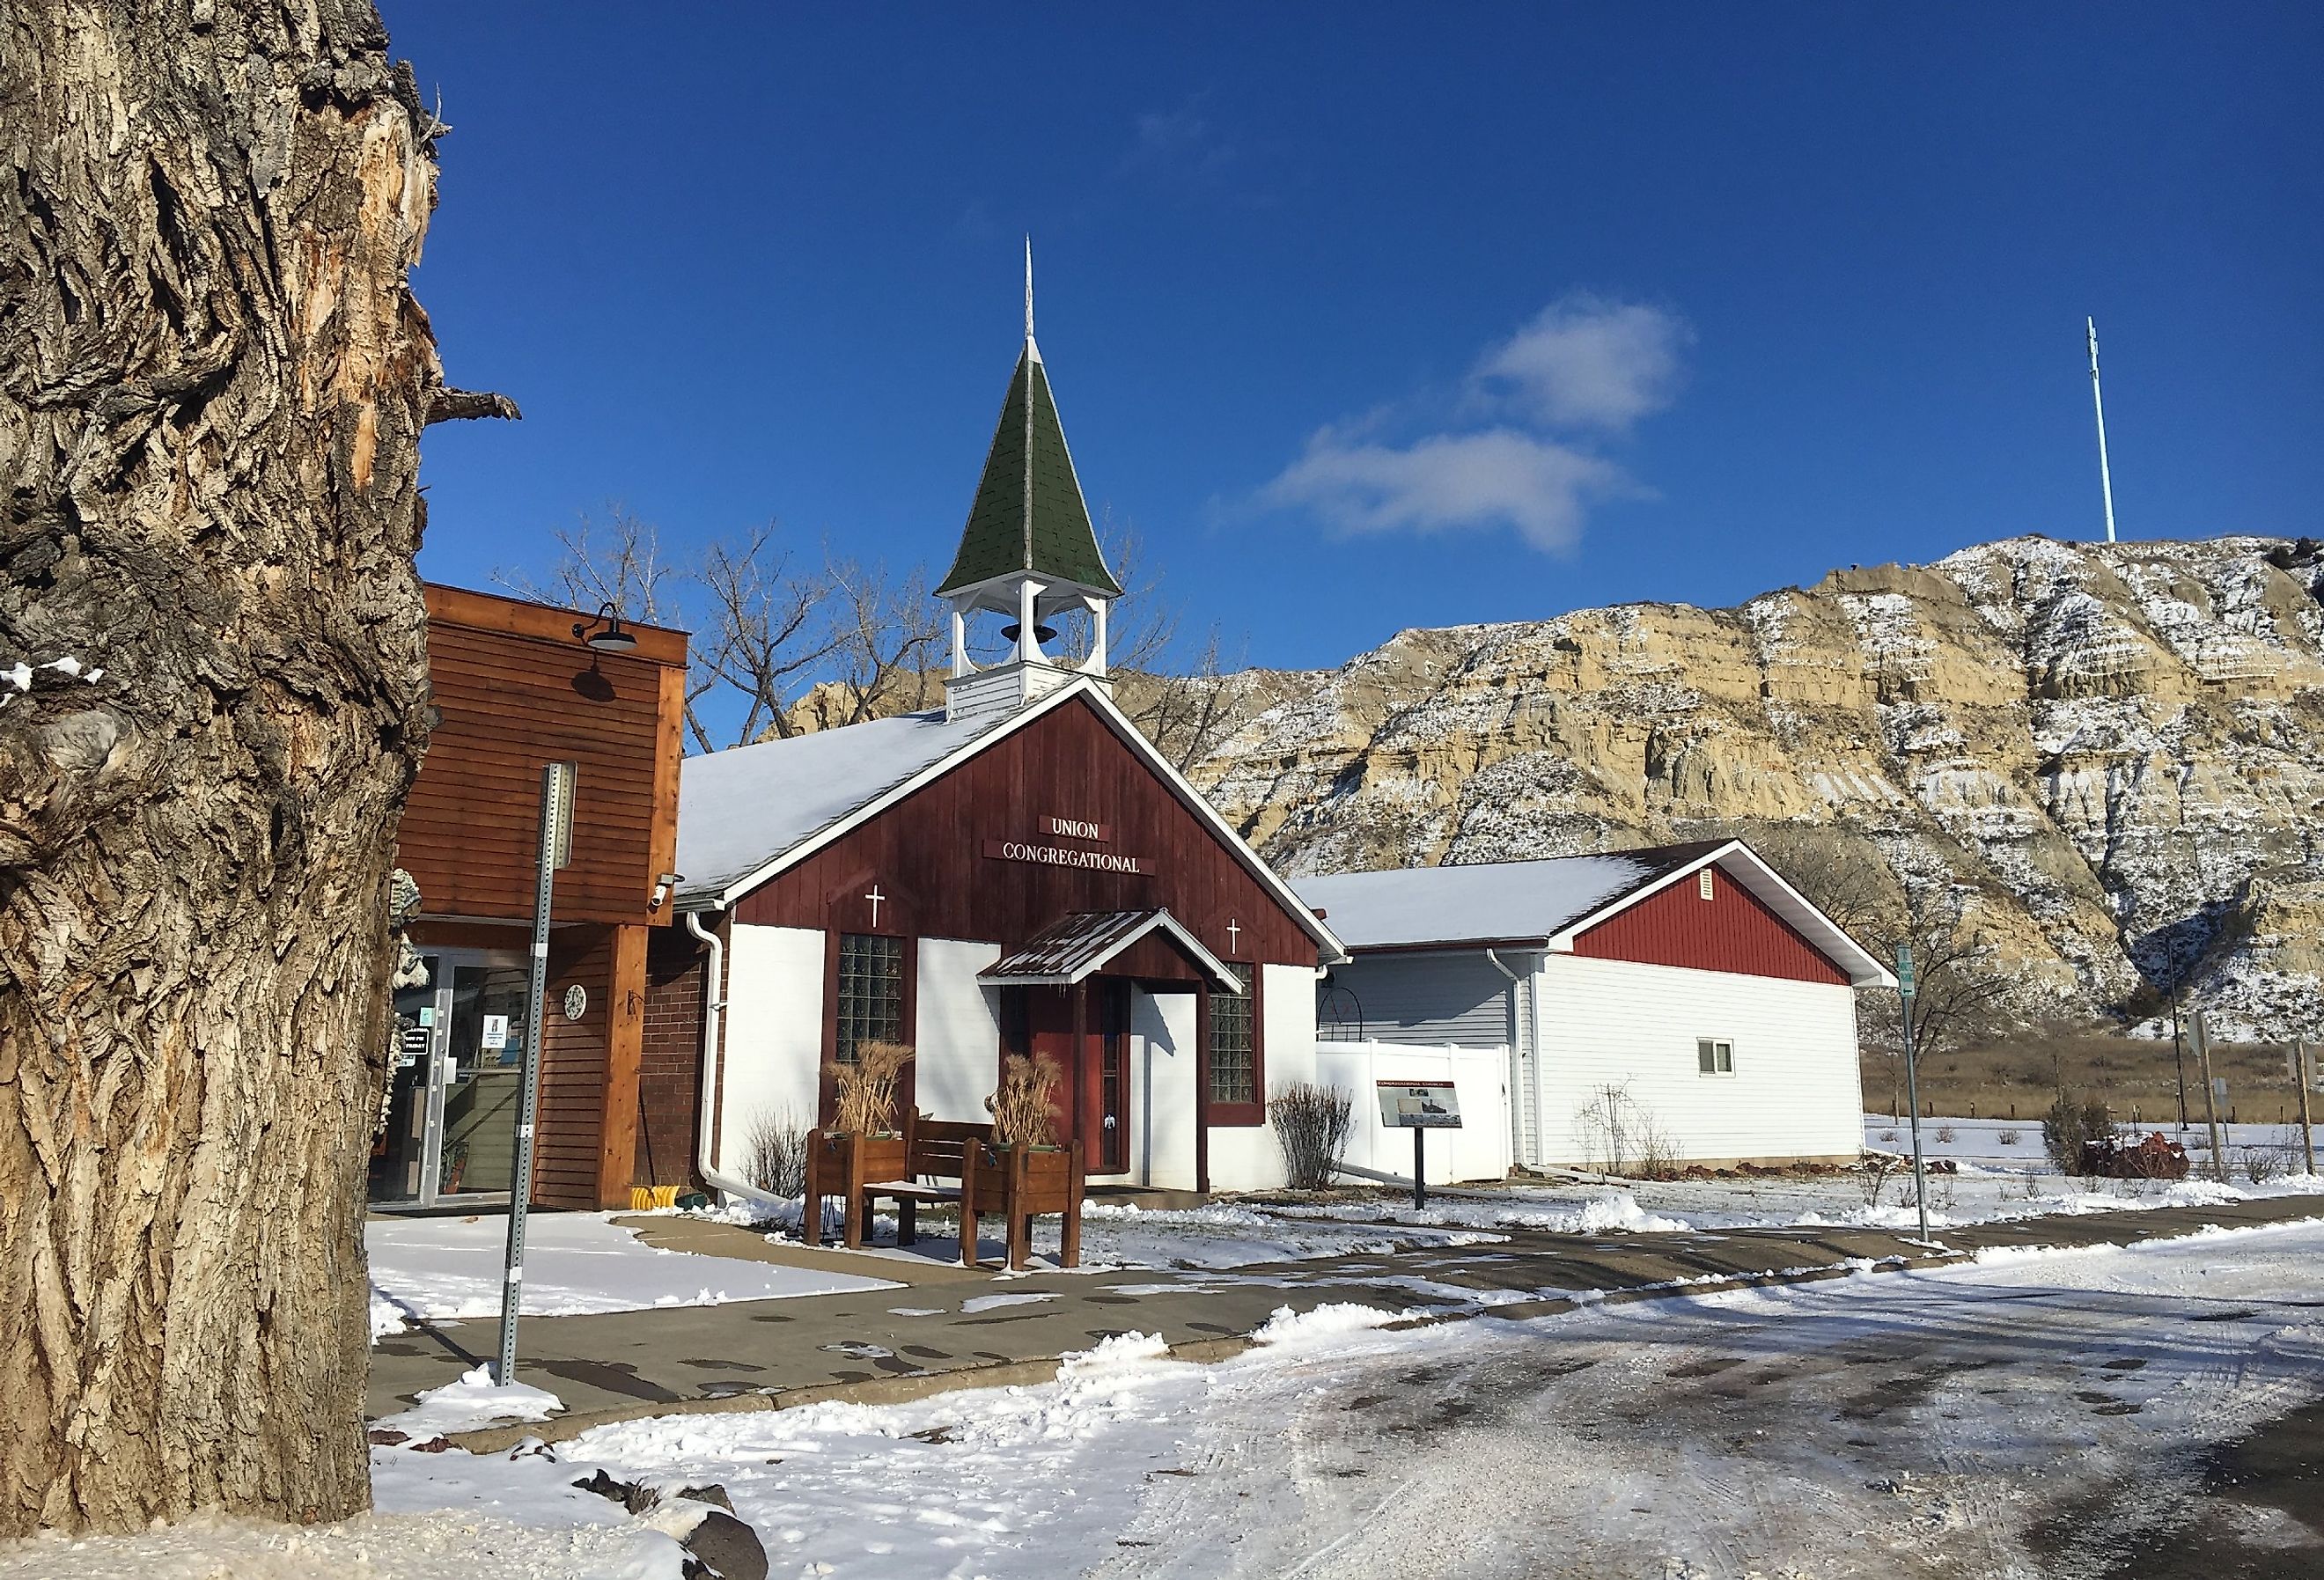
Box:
[1188, 536, 2324, 1038]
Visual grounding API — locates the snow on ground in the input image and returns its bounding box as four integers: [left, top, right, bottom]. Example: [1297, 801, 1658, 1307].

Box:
[365, 1212, 898, 1338]
[372, 1366, 568, 1438]
[1075, 1202, 1507, 1268]
[10, 1221, 2320, 1578]
[1192, 1113, 2324, 1244]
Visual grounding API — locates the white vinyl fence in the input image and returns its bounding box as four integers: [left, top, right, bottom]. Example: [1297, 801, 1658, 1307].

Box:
[1313, 1039, 1512, 1186]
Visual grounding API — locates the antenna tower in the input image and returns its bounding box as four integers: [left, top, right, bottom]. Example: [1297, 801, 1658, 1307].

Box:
[2086, 318, 2118, 544]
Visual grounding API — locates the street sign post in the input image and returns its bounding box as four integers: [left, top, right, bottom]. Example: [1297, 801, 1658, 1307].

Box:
[498, 760, 575, 1385]
[1377, 1080, 1461, 1210]
[1895, 944, 1930, 1242]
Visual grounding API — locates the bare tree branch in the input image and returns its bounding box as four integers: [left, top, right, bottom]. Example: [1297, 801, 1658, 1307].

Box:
[820, 556, 944, 727]
[694, 525, 836, 747]
[424, 387, 520, 424]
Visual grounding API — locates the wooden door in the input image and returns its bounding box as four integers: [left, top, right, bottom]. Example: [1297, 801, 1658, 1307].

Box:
[1010, 981, 1130, 1168]
[1095, 980, 1129, 1172]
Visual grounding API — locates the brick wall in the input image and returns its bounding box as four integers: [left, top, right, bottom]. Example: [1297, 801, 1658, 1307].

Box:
[636, 926, 706, 1189]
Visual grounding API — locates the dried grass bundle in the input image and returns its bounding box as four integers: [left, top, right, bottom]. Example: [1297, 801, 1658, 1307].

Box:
[987, 1053, 1063, 1149]
[828, 1040, 914, 1135]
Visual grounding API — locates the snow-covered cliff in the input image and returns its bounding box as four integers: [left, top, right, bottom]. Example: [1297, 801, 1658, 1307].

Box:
[1188, 536, 2324, 1040]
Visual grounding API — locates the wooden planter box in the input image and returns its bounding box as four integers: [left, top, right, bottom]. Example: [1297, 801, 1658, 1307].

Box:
[804, 1128, 911, 1249]
[963, 1138, 1084, 1271]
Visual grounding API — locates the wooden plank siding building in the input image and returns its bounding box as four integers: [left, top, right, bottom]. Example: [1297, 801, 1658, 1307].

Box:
[1295, 841, 1894, 1171]
[373, 584, 688, 1211]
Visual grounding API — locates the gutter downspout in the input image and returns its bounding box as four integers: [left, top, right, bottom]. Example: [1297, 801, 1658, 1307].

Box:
[685, 908, 783, 1211]
[1485, 948, 1533, 1172]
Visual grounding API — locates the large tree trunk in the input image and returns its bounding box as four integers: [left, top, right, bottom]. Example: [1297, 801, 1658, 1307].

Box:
[0, 0, 441, 1533]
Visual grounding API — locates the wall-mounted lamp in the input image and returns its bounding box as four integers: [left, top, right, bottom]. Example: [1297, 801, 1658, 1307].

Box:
[572, 603, 639, 654]
[648, 871, 683, 913]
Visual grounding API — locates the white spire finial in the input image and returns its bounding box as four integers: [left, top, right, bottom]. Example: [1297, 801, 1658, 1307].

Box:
[1024, 236, 1034, 342]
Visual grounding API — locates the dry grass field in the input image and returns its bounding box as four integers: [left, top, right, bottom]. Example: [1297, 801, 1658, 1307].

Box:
[1858, 1025, 2320, 1128]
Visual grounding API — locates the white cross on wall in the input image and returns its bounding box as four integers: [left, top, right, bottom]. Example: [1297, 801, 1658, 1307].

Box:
[1226, 918, 1240, 952]
[865, 886, 886, 927]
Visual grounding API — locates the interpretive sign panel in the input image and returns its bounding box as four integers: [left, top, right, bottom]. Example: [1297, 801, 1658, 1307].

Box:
[1377, 1080, 1462, 1128]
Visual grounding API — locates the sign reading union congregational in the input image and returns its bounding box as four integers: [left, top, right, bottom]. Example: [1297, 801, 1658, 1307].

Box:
[983, 838, 1149, 875]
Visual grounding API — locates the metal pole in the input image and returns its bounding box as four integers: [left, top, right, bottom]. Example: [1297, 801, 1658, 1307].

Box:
[1898, 944, 1929, 1242]
[498, 761, 574, 1385]
[2295, 1038, 2314, 1179]
[2087, 318, 2118, 545]
[2191, 1010, 2226, 1186]
[2169, 975, 2189, 1131]
[1414, 1126, 1426, 1212]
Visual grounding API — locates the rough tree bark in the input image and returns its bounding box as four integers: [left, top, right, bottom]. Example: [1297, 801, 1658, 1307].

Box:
[1, 0, 446, 1533]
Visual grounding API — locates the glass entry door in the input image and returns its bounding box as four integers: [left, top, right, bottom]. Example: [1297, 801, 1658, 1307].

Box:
[368, 950, 530, 1208]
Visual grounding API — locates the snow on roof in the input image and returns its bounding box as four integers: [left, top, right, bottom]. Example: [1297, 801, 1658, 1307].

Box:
[675, 708, 1013, 901]
[1291, 851, 1678, 950]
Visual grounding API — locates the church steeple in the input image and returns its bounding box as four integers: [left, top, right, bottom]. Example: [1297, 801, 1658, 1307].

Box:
[940, 244, 1122, 723]
[937, 243, 1122, 602]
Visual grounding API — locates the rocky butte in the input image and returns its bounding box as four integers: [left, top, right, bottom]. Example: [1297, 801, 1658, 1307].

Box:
[1186, 535, 2324, 1041]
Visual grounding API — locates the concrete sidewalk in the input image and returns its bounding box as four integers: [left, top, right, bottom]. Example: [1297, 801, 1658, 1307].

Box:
[368, 1194, 2324, 1444]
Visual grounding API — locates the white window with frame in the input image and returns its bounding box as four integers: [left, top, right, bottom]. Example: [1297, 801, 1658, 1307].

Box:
[1697, 1037, 1734, 1076]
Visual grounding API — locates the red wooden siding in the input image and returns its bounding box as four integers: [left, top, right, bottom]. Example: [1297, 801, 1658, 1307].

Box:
[531, 927, 613, 1209]
[401, 584, 687, 928]
[731, 696, 1318, 968]
[1572, 863, 1849, 985]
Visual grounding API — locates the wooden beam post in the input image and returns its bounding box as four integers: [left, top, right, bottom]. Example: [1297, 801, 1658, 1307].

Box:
[1071, 979, 1088, 1155]
[596, 922, 648, 1208]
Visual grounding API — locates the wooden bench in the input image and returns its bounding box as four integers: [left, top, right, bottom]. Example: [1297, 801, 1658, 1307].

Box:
[803, 1113, 1085, 1270]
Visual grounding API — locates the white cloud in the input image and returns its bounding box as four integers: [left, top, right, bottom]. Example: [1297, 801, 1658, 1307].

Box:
[1474, 293, 1690, 432]
[1120, 95, 1234, 180]
[1260, 427, 1631, 553]
[1258, 292, 1688, 553]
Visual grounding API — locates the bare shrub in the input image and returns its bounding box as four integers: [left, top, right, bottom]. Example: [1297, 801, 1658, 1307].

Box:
[1857, 1152, 1900, 1208]
[987, 1053, 1063, 1149]
[1575, 1083, 1673, 1178]
[1997, 1128, 2022, 1146]
[2041, 1092, 2111, 1178]
[1934, 1124, 1957, 1143]
[829, 1040, 914, 1135]
[1635, 1117, 1682, 1181]
[742, 1104, 810, 1198]
[1878, 1128, 1899, 1144]
[1269, 1082, 1357, 1191]
[2239, 1145, 2283, 1186]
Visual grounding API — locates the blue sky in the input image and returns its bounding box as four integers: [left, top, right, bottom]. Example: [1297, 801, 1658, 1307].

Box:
[391, 4, 2320, 677]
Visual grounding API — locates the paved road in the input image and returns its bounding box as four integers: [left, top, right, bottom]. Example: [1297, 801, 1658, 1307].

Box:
[1091, 1215, 2324, 1579]
[368, 1193, 2324, 1440]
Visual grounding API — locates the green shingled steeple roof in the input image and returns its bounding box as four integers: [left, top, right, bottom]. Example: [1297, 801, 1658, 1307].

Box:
[937, 339, 1123, 599]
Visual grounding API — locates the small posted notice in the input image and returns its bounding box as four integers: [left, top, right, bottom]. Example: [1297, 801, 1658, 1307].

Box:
[1377, 1079, 1462, 1128]
[481, 1014, 510, 1051]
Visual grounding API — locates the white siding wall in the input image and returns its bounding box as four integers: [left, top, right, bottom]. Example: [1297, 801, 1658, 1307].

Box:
[715, 923, 824, 1175]
[1317, 1040, 1511, 1185]
[916, 938, 1003, 1124]
[1204, 963, 1318, 1193]
[1322, 952, 1512, 1047]
[1532, 954, 1864, 1165]
[1133, 989, 1198, 1191]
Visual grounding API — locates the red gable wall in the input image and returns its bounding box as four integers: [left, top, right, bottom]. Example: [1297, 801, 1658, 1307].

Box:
[1571, 863, 1850, 985]
[730, 695, 1318, 968]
